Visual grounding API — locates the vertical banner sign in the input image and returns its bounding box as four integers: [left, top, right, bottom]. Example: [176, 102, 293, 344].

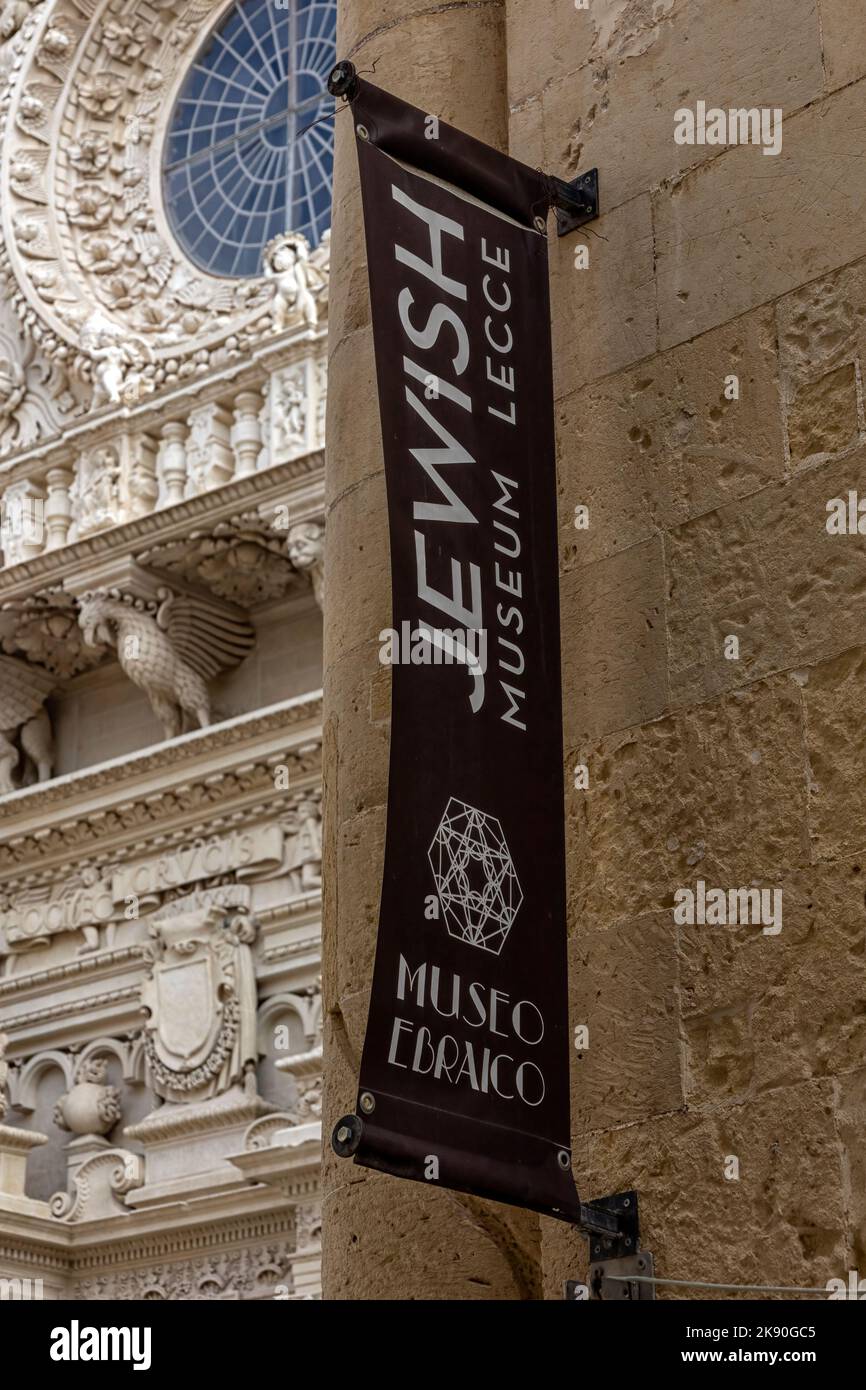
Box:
[347, 80, 581, 1222]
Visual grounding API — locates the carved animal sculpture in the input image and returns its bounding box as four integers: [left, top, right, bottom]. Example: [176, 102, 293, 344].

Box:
[0, 653, 54, 793]
[77, 587, 254, 740]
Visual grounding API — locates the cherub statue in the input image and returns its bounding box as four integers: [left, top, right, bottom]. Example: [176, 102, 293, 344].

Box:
[81, 312, 154, 408]
[263, 233, 320, 332]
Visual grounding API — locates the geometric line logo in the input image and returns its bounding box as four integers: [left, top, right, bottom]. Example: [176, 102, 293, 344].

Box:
[427, 797, 523, 955]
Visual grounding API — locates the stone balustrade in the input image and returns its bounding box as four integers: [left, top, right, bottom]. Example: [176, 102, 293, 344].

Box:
[0, 341, 327, 570]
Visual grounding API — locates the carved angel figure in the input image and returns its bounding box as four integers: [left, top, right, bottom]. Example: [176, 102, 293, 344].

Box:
[263, 233, 322, 332]
[81, 312, 154, 408]
[77, 587, 254, 739]
[0, 653, 54, 793]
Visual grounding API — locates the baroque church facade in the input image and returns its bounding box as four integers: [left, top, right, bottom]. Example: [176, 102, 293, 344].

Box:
[0, 0, 333, 1299]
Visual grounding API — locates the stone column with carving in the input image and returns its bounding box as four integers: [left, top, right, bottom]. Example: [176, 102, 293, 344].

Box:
[186, 402, 234, 494]
[322, 0, 540, 1300]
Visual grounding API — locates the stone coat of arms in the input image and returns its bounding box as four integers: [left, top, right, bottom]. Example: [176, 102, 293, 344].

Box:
[140, 900, 258, 1103]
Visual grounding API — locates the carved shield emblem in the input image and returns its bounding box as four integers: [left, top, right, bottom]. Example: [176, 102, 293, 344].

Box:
[150, 953, 222, 1066]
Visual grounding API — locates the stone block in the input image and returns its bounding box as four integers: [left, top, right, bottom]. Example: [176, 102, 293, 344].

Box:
[802, 646, 866, 861]
[666, 457, 866, 706]
[549, 193, 657, 393]
[526, 0, 821, 214]
[568, 913, 683, 1132]
[560, 535, 668, 747]
[655, 83, 866, 349]
[567, 677, 809, 929]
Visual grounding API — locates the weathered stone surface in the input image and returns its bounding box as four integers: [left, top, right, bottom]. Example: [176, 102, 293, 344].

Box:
[835, 1068, 866, 1270]
[655, 82, 866, 349]
[332, 804, 386, 1007]
[802, 646, 866, 862]
[785, 364, 861, 467]
[519, 0, 822, 214]
[569, 913, 683, 1132]
[325, 470, 391, 671]
[327, 326, 383, 505]
[566, 1082, 847, 1297]
[560, 535, 668, 747]
[549, 193, 656, 393]
[323, 1173, 539, 1300]
[678, 862, 866, 1107]
[568, 677, 809, 929]
[556, 306, 785, 570]
[774, 265, 866, 468]
[818, 0, 866, 91]
[665, 457, 866, 707]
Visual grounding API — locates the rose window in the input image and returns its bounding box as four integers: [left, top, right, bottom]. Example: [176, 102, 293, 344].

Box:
[163, 0, 336, 278]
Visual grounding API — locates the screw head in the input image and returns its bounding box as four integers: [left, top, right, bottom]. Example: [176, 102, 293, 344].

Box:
[360, 1091, 375, 1114]
[336, 1125, 350, 1144]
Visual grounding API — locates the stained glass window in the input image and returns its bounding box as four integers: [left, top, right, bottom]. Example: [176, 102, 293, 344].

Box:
[163, 0, 336, 279]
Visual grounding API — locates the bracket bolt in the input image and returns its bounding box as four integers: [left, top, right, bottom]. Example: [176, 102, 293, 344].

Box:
[336, 1125, 351, 1144]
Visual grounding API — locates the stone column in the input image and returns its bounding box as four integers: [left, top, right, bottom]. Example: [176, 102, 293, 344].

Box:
[323, 0, 542, 1299]
[158, 421, 188, 507]
[43, 460, 74, 551]
[232, 389, 264, 477]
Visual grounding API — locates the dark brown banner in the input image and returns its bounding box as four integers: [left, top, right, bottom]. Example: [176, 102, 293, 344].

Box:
[348, 80, 581, 1222]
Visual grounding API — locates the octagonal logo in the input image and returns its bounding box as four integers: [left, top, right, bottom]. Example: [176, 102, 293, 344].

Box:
[427, 798, 523, 955]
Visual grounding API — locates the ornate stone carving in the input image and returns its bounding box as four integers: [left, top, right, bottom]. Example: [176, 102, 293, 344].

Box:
[136, 513, 304, 606]
[74, 1243, 294, 1301]
[77, 585, 255, 738]
[282, 794, 322, 894]
[0, 652, 54, 792]
[80, 312, 155, 408]
[0, 588, 104, 679]
[0, 1030, 7, 1122]
[50, 1148, 142, 1222]
[0, 864, 116, 951]
[279, 1045, 322, 1125]
[140, 900, 258, 1103]
[53, 1056, 122, 1137]
[286, 520, 324, 609]
[185, 402, 234, 495]
[71, 444, 121, 536]
[263, 233, 324, 333]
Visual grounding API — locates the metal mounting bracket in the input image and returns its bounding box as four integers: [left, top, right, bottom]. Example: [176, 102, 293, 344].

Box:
[549, 169, 600, 237]
[566, 1253, 656, 1301]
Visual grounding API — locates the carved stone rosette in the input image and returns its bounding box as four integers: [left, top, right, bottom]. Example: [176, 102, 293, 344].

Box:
[140, 899, 258, 1103]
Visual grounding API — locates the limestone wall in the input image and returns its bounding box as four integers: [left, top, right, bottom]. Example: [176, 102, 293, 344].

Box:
[324, 0, 866, 1298]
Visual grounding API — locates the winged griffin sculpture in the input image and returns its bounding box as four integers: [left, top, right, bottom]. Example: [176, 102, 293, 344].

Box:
[0, 653, 54, 793]
[77, 587, 254, 739]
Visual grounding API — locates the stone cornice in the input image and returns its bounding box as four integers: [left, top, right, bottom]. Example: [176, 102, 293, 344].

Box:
[0, 452, 325, 600]
[0, 692, 322, 872]
[0, 327, 328, 483]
